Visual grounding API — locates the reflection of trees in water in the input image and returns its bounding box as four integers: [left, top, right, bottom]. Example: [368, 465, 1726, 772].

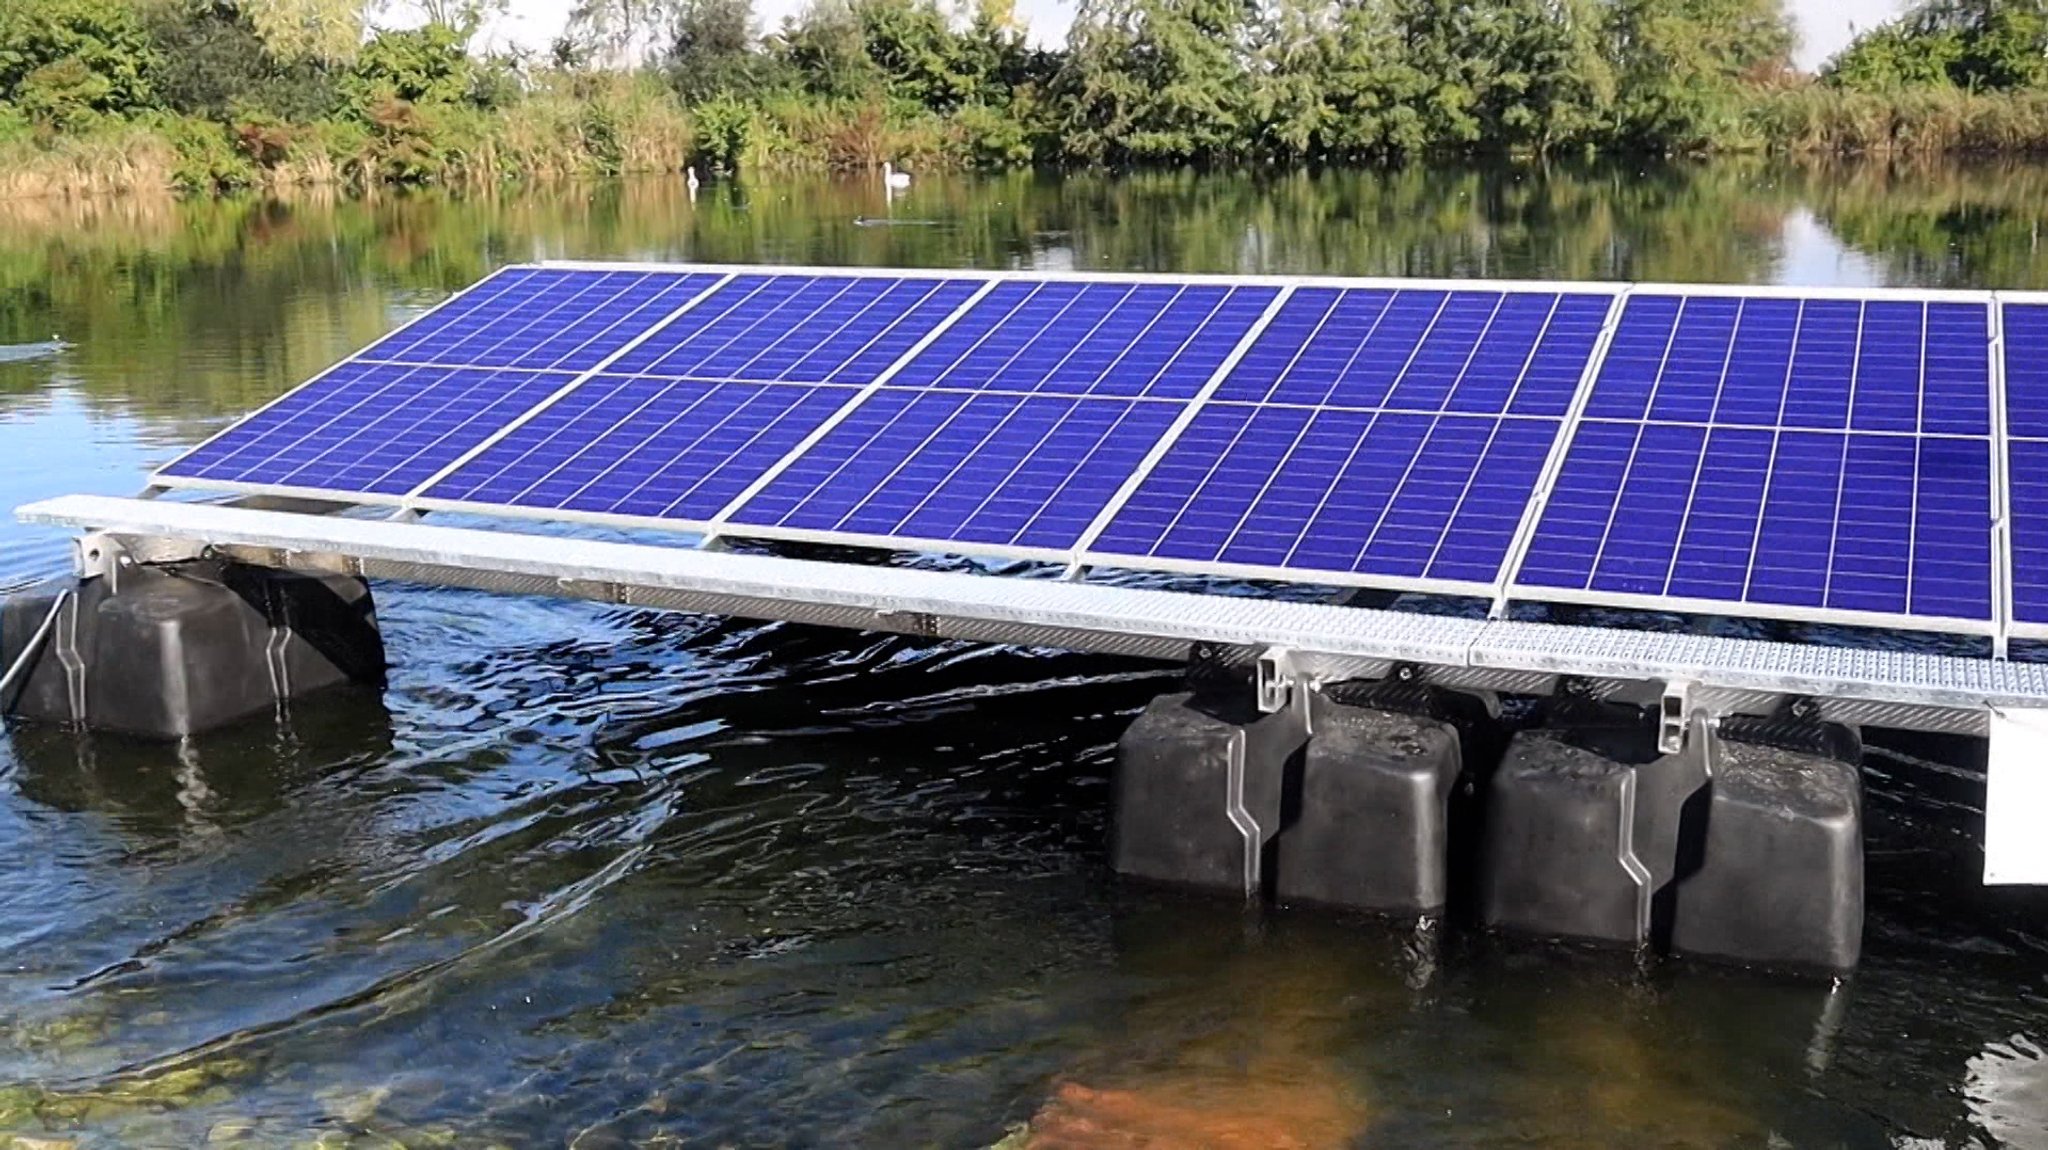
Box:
[1, 160, 2040, 426]
[1801, 159, 2048, 290]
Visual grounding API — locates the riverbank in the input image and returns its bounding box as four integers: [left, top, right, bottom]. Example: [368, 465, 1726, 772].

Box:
[16, 83, 2048, 201]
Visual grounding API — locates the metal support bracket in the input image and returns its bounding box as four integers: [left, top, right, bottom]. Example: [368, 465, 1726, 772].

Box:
[1659, 679, 1696, 756]
[1256, 645, 1300, 715]
[1224, 688, 1312, 901]
[74, 532, 122, 582]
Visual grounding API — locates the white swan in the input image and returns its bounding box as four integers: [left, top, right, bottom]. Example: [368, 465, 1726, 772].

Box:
[685, 165, 701, 192]
[882, 161, 911, 190]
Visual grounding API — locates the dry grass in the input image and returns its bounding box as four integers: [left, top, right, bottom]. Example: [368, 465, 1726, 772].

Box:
[0, 128, 180, 198]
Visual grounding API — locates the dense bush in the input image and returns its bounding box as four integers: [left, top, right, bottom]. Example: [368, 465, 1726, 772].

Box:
[0, 0, 160, 122]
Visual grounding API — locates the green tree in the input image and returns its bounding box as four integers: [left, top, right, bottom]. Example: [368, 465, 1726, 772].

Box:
[775, 0, 882, 99]
[1827, 0, 2048, 91]
[347, 22, 474, 106]
[1822, 19, 1963, 88]
[668, 0, 774, 102]
[1605, 0, 1795, 149]
[1058, 0, 1253, 162]
[0, 0, 162, 122]
[146, 0, 342, 122]
[239, 0, 367, 64]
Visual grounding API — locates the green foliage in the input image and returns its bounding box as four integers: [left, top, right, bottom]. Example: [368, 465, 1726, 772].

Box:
[1606, 0, 1796, 150]
[669, 0, 776, 102]
[238, 0, 364, 65]
[0, 104, 34, 145]
[467, 54, 526, 110]
[17, 0, 2048, 199]
[0, 0, 161, 122]
[1824, 22, 1965, 90]
[692, 92, 751, 168]
[348, 24, 475, 107]
[147, 2, 343, 123]
[16, 59, 116, 131]
[1057, 0, 1252, 162]
[1827, 0, 2048, 93]
[954, 99, 1032, 164]
[148, 111, 260, 188]
[776, 1, 883, 99]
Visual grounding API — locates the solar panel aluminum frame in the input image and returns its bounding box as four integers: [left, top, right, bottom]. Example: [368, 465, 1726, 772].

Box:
[144, 269, 739, 508]
[1990, 294, 2015, 653]
[137, 262, 2016, 648]
[1484, 287, 1635, 615]
[541, 263, 1995, 309]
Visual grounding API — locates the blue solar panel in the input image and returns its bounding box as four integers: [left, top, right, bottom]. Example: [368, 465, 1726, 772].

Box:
[1584, 294, 1990, 434]
[421, 377, 860, 521]
[157, 266, 731, 496]
[2001, 303, 2048, 625]
[607, 274, 985, 383]
[361, 268, 726, 372]
[419, 274, 990, 521]
[1210, 287, 1608, 416]
[1083, 289, 1615, 586]
[1513, 293, 1997, 624]
[1090, 408, 1558, 582]
[728, 391, 1182, 549]
[2009, 438, 2048, 626]
[716, 281, 1281, 549]
[884, 281, 1281, 398]
[158, 363, 565, 496]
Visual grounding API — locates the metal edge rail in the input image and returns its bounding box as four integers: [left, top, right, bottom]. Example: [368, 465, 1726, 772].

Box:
[19, 495, 2048, 737]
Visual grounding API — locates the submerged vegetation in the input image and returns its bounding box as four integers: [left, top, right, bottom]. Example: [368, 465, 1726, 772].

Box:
[11, 0, 2048, 193]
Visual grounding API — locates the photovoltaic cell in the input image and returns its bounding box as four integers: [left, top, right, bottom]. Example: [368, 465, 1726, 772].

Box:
[1084, 288, 1615, 587]
[157, 362, 566, 496]
[1999, 302, 2048, 625]
[420, 274, 989, 520]
[421, 377, 861, 522]
[607, 274, 986, 384]
[1514, 293, 1997, 624]
[1581, 295, 1990, 434]
[361, 267, 726, 372]
[1209, 287, 1604, 416]
[729, 390, 1183, 549]
[723, 282, 1281, 549]
[886, 281, 1281, 399]
[156, 266, 728, 495]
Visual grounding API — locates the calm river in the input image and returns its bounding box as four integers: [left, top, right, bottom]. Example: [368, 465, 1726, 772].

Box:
[2, 164, 2046, 1148]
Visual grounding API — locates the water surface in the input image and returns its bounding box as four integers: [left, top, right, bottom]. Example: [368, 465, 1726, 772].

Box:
[3, 164, 2048, 1148]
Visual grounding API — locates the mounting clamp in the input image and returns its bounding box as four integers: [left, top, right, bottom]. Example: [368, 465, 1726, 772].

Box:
[1256, 646, 1302, 715]
[1659, 679, 1696, 755]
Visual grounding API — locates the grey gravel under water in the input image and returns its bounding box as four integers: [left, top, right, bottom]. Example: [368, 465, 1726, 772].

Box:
[1, 168, 2047, 1149]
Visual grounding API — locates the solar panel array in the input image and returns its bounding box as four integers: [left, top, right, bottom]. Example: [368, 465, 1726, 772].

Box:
[419, 273, 983, 522]
[156, 263, 2029, 644]
[727, 281, 1280, 551]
